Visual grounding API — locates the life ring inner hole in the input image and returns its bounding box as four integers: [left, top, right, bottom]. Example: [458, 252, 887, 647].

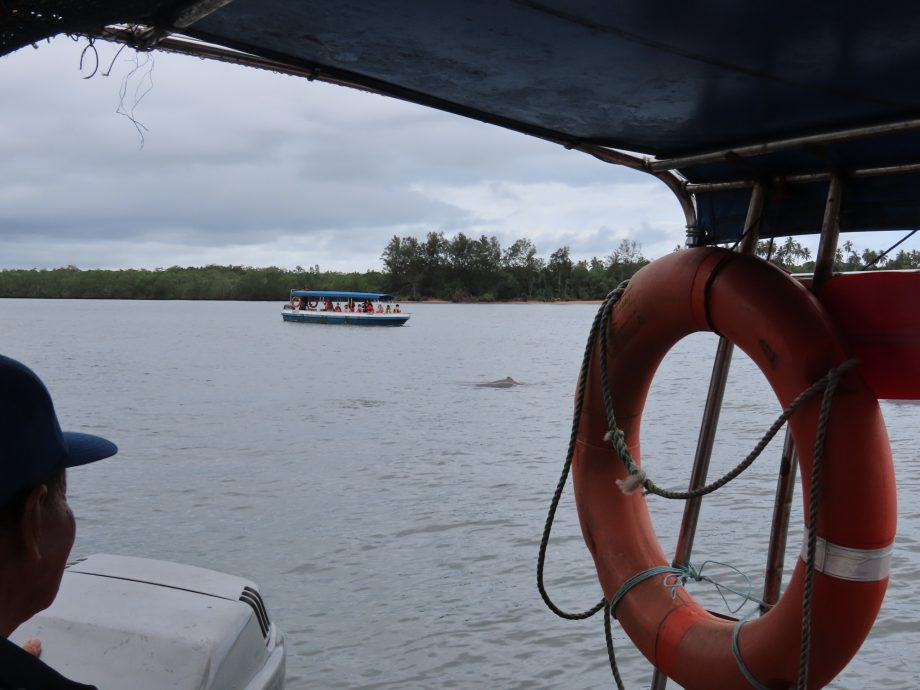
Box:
[633, 330, 802, 610]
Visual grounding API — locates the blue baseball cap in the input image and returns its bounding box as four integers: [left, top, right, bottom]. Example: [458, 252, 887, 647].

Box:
[0, 355, 117, 507]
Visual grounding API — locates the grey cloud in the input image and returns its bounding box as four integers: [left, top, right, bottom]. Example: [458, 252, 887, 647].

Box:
[2, 37, 679, 270]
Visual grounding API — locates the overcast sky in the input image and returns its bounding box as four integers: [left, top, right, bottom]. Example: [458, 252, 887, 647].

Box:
[3, 37, 917, 272]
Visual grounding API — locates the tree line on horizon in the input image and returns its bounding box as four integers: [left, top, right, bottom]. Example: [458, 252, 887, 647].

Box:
[0, 233, 650, 302]
[0, 233, 916, 301]
[754, 236, 920, 272]
[379, 232, 649, 301]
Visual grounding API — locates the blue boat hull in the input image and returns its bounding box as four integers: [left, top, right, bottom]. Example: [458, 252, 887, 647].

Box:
[282, 311, 409, 326]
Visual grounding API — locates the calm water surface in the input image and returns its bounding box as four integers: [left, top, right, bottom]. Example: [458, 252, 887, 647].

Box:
[1, 299, 917, 689]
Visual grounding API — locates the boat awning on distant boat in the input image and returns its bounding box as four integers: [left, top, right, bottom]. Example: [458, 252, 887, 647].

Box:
[290, 291, 395, 301]
[10, 2, 920, 243]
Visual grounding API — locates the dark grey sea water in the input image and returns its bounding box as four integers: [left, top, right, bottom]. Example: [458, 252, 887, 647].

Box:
[1, 299, 917, 689]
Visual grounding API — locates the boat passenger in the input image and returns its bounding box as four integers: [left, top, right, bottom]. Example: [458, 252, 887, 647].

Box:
[0, 355, 118, 690]
[376, 304, 384, 313]
[385, 304, 392, 313]
[394, 304, 402, 313]
[334, 303, 342, 312]
[324, 298, 333, 311]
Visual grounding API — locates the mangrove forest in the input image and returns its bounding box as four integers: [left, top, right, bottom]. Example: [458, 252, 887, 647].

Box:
[0, 233, 917, 302]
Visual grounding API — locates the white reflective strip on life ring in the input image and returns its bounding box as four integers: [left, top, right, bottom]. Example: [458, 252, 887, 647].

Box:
[801, 537, 892, 582]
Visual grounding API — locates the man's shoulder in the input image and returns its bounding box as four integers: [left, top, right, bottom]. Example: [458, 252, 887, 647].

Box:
[0, 637, 98, 690]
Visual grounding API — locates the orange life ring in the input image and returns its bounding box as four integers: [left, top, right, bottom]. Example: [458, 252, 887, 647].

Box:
[291, 296, 302, 308]
[573, 247, 896, 689]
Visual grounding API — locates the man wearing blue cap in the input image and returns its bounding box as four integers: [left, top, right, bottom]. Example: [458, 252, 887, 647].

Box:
[0, 355, 117, 689]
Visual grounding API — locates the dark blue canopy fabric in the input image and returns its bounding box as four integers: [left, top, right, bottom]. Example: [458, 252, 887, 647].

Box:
[12, 1, 920, 243]
[184, 1, 920, 157]
[291, 291, 394, 301]
[180, 0, 920, 243]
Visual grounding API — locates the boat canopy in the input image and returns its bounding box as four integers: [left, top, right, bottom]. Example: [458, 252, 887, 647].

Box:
[8, 2, 920, 244]
[290, 290, 394, 302]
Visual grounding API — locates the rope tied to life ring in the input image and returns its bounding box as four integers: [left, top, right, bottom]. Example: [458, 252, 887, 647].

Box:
[606, 357, 858, 503]
[536, 253, 883, 690]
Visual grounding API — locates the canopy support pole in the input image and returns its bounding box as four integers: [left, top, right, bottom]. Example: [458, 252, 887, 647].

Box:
[761, 432, 798, 611]
[570, 144, 701, 248]
[813, 174, 843, 291]
[650, 118, 920, 173]
[760, 174, 843, 611]
[648, 183, 764, 690]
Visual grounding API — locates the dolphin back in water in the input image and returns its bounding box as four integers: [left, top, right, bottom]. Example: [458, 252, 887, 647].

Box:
[475, 376, 522, 388]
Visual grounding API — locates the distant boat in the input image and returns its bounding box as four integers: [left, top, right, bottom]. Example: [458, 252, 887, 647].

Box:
[282, 290, 409, 326]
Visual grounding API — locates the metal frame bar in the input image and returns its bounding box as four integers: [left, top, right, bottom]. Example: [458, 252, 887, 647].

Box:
[649, 118, 920, 173]
[813, 175, 844, 291]
[570, 144, 700, 246]
[669, 338, 736, 565]
[648, 183, 764, 690]
[101, 30, 380, 94]
[761, 431, 798, 612]
[685, 160, 920, 194]
[760, 175, 843, 613]
[760, 174, 842, 613]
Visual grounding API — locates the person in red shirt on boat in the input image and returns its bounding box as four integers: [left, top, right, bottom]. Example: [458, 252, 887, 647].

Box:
[364, 301, 373, 314]
[334, 303, 342, 312]
[394, 304, 402, 313]
[375, 304, 384, 314]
